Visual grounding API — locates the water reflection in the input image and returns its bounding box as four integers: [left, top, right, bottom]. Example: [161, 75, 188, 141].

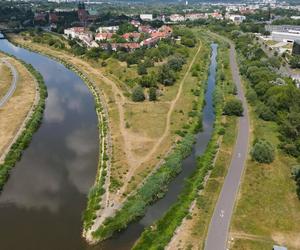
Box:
[0, 38, 98, 250]
[65, 127, 98, 194]
[44, 88, 66, 123]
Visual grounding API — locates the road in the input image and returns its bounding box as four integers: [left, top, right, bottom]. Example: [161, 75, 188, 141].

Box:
[204, 41, 250, 250]
[0, 58, 18, 107]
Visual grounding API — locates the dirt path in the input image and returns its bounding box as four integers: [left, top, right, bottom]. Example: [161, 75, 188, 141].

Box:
[119, 41, 203, 195]
[0, 55, 39, 163]
[0, 58, 18, 107]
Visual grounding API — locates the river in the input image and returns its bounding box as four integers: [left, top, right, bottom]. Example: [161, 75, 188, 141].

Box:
[0, 37, 217, 250]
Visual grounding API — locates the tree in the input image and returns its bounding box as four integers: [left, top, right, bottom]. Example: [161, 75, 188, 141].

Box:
[139, 74, 157, 88]
[223, 99, 243, 116]
[132, 86, 145, 102]
[256, 103, 275, 121]
[181, 37, 195, 47]
[158, 64, 176, 86]
[149, 87, 157, 101]
[167, 55, 186, 72]
[251, 139, 275, 163]
[137, 63, 147, 75]
[290, 56, 300, 69]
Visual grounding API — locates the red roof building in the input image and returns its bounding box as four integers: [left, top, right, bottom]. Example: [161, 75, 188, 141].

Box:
[95, 33, 113, 41]
[122, 32, 141, 41]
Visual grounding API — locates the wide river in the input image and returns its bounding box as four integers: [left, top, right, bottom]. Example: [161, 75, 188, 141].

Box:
[0, 38, 217, 250]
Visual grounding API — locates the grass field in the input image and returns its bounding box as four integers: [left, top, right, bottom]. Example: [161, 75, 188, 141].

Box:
[230, 83, 300, 250]
[0, 61, 12, 100]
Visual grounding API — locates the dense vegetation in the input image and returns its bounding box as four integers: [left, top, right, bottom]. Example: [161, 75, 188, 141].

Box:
[251, 139, 275, 164]
[232, 32, 300, 159]
[0, 57, 47, 192]
[133, 37, 235, 249]
[92, 133, 196, 241]
[223, 98, 243, 116]
[23, 27, 197, 102]
[90, 38, 209, 242]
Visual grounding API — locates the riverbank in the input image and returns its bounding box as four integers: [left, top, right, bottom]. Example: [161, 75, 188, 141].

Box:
[0, 52, 47, 192]
[6, 31, 211, 246]
[160, 34, 239, 250]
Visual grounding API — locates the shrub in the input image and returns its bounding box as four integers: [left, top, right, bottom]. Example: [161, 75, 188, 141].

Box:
[256, 104, 275, 121]
[149, 87, 157, 101]
[137, 63, 147, 75]
[223, 99, 243, 116]
[132, 86, 145, 102]
[251, 139, 275, 164]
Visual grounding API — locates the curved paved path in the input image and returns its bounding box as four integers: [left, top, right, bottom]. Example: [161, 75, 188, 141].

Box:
[0, 58, 18, 107]
[204, 40, 250, 250]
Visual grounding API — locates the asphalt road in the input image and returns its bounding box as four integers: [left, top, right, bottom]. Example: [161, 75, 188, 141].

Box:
[0, 58, 18, 107]
[204, 42, 250, 250]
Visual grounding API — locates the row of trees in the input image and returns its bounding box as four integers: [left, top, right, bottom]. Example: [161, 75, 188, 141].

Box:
[234, 33, 300, 159]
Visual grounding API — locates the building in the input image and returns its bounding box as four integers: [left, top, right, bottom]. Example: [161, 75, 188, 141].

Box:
[185, 13, 207, 21]
[226, 14, 246, 24]
[272, 31, 300, 43]
[209, 12, 223, 20]
[95, 33, 113, 42]
[138, 25, 154, 34]
[122, 32, 141, 42]
[292, 39, 300, 55]
[291, 16, 300, 20]
[265, 25, 300, 33]
[170, 14, 185, 22]
[96, 26, 119, 33]
[64, 27, 93, 45]
[273, 246, 287, 250]
[131, 20, 141, 28]
[140, 14, 153, 22]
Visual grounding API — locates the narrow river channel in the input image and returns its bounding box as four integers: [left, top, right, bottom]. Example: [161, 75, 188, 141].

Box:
[0, 38, 217, 250]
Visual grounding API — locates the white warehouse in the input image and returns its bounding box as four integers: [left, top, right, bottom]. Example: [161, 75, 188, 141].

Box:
[272, 30, 300, 43]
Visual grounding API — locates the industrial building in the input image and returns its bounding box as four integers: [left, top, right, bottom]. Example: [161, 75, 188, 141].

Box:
[271, 31, 300, 43]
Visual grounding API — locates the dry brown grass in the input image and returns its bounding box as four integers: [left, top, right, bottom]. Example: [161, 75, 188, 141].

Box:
[0, 61, 12, 100]
[0, 52, 36, 159]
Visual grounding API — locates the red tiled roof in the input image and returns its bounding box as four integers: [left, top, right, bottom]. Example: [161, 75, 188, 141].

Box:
[96, 33, 113, 40]
[122, 32, 141, 40]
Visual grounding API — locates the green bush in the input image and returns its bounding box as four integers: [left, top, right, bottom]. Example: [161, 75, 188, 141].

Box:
[223, 98, 243, 116]
[251, 139, 275, 164]
[132, 86, 145, 102]
[149, 87, 157, 101]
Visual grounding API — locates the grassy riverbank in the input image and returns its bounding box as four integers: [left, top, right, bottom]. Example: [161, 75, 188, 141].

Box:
[0, 54, 47, 192]
[88, 38, 211, 243]
[132, 33, 238, 250]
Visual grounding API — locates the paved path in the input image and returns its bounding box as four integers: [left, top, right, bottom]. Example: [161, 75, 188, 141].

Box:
[204, 40, 250, 250]
[0, 58, 18, 107]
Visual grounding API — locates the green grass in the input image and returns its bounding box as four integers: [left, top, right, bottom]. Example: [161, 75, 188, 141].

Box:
[230, 81, 300, 249]
[231, 238, 274, 250]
